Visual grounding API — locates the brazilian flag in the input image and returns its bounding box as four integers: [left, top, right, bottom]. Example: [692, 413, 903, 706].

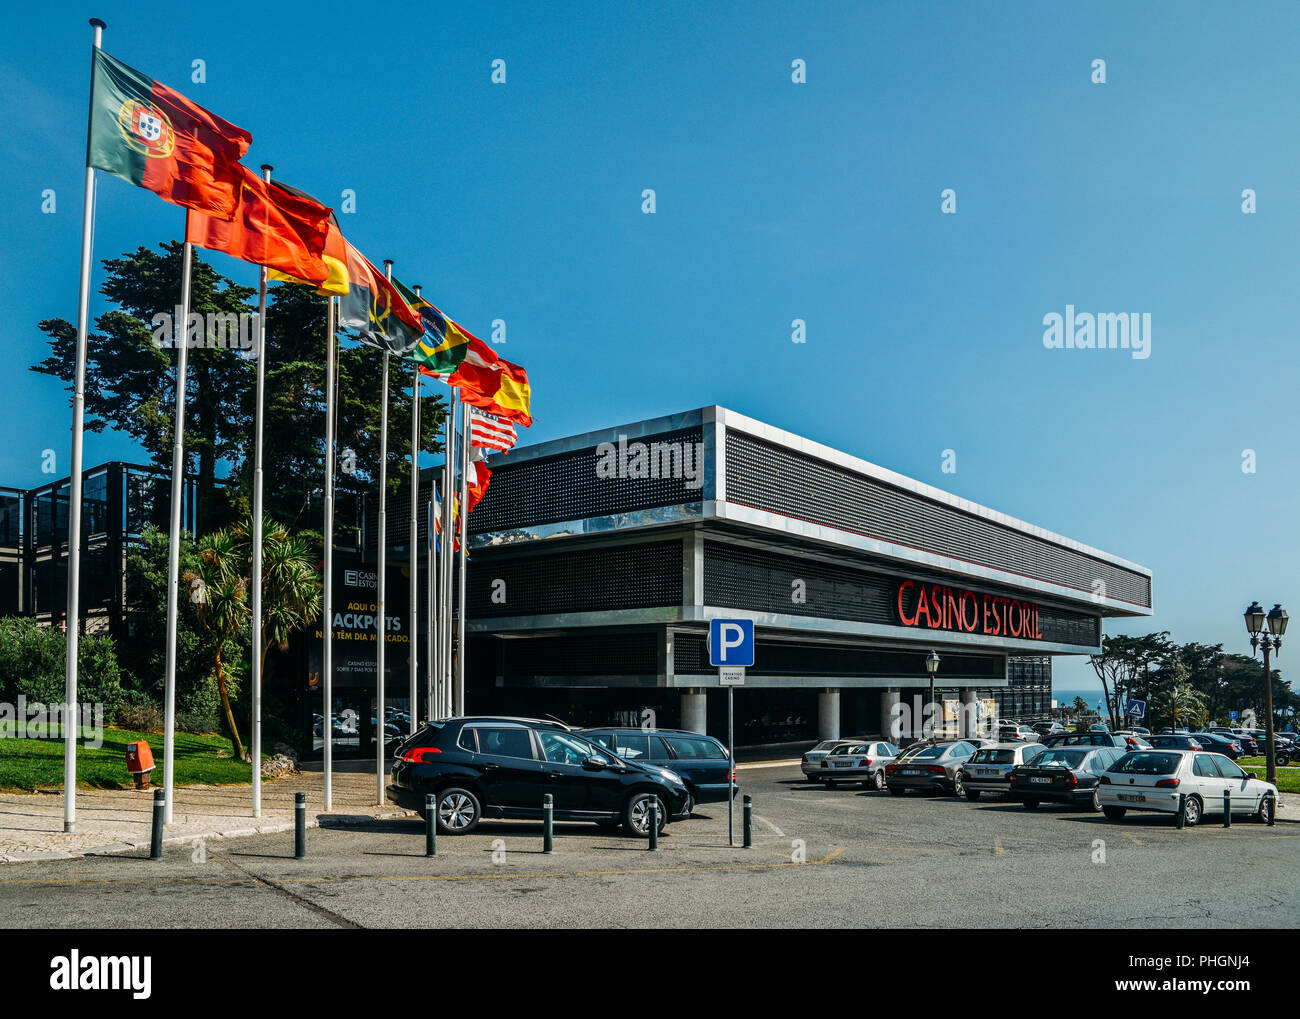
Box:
[392, 278, 471, 376]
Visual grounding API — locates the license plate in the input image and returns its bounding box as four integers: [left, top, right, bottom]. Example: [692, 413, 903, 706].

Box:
[902, 768, 921, 775]
[1029, 776, 1052, 784]
[834, 761, 851, 768]
[1119, 793, 1146, 802]
[978, 768, 999, 776]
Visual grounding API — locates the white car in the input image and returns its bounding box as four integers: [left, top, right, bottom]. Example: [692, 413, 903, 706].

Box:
[820, 740, 900, 790]
[802, 738, 865, 781]
[1098, 749, 1279, 826]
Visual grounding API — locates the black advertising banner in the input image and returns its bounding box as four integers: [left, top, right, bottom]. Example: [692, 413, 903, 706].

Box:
[305, 553, 412, 693]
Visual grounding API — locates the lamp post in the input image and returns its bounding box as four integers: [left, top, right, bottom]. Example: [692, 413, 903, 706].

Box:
[1244, 601, 1288, 785]
[925, 650, 941, 741]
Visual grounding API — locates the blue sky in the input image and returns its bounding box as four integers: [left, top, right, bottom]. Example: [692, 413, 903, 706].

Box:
[3, 2, 1297, 692]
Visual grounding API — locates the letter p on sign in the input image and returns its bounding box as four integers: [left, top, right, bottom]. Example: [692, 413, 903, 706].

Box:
[709, 618, 755, 667]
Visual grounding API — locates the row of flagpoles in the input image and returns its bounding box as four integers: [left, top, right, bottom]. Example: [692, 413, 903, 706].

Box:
[61, 20, 528, 831]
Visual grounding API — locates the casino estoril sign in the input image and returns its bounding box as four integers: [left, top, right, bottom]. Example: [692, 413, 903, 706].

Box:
[896, 580, 1043, 640]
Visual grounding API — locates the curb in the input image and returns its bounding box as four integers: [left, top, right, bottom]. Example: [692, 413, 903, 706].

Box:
[1, 807, 418, 863]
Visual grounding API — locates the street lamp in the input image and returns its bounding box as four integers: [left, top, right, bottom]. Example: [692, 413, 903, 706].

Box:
[1244, 601, 1288, 785]
[925, 650, 941, 741]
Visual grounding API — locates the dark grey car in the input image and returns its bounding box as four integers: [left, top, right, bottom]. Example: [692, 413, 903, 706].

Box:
[884, 740, 979, 796]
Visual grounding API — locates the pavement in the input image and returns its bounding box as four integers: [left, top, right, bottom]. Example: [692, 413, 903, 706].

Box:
[0, 770, 414, 862]
[1, 763, 1297, 928]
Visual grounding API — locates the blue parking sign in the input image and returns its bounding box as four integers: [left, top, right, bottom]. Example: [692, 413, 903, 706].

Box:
[708, 618, 755, 667]
[1230, 710, 1239, 721]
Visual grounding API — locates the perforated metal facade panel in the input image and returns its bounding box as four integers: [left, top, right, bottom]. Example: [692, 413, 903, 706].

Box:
[469, 428, 704, 534]
[502, 631, 660, 678]
[468, 540, 682, 617]
[702, 540, 1100, 648]
[724, 431, 1151, 608]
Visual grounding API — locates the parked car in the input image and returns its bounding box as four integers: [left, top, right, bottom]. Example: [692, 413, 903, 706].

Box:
[1189, 731, 1244, 759]
[818, 740, 900, 790]
[1040, 731, 1130, 750]
[800, 738, 866, 782]
[388, 716, 690, 837]
[997, 724, 1039, 743]
[1098, 750, 1279, 826]
[580, 727, 737, 814]
[1131, 726, 1151, 737]
[1111, 731, 1153, 751]
[1146, 734, 1205, 751]
[1089, 723, 1110, 732]
[959, 742, 1047, 799]
[1032, 721, 1068, 737]
[1006, 745, 1128, 812]
[885, 740, 979, 796]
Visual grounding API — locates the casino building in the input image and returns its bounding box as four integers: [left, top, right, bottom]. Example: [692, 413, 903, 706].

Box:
[459, 406, 1153, 744]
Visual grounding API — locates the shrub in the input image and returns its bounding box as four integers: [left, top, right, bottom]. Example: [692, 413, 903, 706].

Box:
[113, 691, 164, 733]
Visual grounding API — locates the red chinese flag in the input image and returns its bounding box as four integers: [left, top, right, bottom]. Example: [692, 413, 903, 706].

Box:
[186, 168, 331, 282]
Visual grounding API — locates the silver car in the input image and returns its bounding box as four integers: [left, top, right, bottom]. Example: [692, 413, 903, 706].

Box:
[820, 740, 901, 790]
[802, 738, 865, 782]
[959, 741, 1047, 800]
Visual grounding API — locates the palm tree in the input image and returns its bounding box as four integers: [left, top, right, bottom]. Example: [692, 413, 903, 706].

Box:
[234, 514, 323, 684]
[182, 530, 250, 758]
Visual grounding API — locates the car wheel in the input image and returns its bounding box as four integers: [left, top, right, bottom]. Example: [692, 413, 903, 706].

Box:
[435, 787, 481, 835]
[1255, 794, 1276, 825]
[1089, 788, 1102, 813]
[623, 791, 668, 838]
[873, 770, 886, 792]
[965, 790, 981, 801]
[1102, 805, 1126, 820]
[952, 772, 964, 797]
[1182, 795, 1202, 827]
[1023, 799, 1039, 810]
[1278, 754, 1291, 767]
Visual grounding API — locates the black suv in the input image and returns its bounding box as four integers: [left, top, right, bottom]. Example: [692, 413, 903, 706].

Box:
[579, 728, 737, 814]
[387, 716, 690, 837]
[1039, 731, 1131, 750]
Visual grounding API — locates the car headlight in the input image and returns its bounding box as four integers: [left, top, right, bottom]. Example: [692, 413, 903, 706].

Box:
[660, 768, 686, 786]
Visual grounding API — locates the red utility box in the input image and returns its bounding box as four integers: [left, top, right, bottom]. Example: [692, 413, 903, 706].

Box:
[126, 741, 155, 789]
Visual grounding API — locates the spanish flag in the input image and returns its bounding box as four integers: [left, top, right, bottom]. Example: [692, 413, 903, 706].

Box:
[422, 335, 532, 428]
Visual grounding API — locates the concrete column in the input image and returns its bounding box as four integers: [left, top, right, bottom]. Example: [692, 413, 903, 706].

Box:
[881, 688, 901, 741]
[961, 688, 978, 738]
[680, 690, 708, 734]
[818, 688, 841, 741]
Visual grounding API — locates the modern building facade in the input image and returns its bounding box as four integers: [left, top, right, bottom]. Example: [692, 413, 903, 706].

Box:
[458, 406, 1153, 744]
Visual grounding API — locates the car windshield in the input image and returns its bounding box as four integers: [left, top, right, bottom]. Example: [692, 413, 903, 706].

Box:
[829, 744, 863, 756]
[970, 749, 1015, 764]
[813, 740, 843, 751]
[1034, 749, 1088, 768]
[896, 745, 929, 761]
[1110, 751, 1182, 775]
[913, 745, 949, 760]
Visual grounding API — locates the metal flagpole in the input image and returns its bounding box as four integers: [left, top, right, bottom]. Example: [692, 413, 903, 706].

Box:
[322, 295, 337, 811]
[456, 404, 470, 716]
[64, 17, 106, 834]
[440, 388, 456, 717]
[426, 484, 435, 720]
[161, 221, 193, 825]
[250, 163, 273, 819]
[376, 260, 393, 804]
[409, 287, 421, 734]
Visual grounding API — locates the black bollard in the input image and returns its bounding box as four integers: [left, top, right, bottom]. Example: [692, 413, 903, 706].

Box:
[542, 793, 554, 854]
[1223, 788, 1231, 828]
[425, 793, 437, 857]
[743, 794, 753, 849]
[1268, 796, 1276, 826]
[648, 797, 659, 852]
[1175, 793, 1186, 829]
[294, 792, 306, 859]
[149, 789, 165, 861]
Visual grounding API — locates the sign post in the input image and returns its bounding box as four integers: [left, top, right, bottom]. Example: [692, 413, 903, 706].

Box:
[709, 618, 754, 847]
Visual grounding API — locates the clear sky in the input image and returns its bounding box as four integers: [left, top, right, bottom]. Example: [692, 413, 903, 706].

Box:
[3, 2, 1297, 692]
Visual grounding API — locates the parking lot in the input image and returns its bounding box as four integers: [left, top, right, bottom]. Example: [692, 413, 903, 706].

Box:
[1, 763, 1296, 928]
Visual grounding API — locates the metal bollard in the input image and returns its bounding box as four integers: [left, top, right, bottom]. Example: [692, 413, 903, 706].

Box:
[1268, 797, 1276, 826]
[295, 792, 306, 859]
[743, 794, 753, 849]
[1175, 793, 1186, 829]
[1223, 789, 1231, 828]
[542, 793, 554, 854]
[149, 788, 165, 861]
[425, 794, 437, 857]
[648, 797, 659, 852]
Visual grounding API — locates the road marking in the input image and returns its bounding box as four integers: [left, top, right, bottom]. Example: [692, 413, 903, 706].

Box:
[994, 837, 1005, 855]
[754, 815, 786, 837]
[1123, 833, 1143, 846]
[737, 760, 801, 771]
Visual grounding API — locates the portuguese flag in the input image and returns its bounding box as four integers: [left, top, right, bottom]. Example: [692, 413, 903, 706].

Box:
[87, 48, 252, 219]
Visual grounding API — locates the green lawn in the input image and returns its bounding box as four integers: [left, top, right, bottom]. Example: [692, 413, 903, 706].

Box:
[0, 723, 256, 791]
[1243, 767, 1300, 794]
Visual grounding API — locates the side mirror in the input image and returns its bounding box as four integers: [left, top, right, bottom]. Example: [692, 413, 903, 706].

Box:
[582, 756, 607, 771]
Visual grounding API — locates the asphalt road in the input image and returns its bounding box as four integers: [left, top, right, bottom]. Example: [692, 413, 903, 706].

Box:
[2, 764, 1296, 928]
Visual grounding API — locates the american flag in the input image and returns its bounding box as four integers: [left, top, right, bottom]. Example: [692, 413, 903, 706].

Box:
[468, 409, 518, 452]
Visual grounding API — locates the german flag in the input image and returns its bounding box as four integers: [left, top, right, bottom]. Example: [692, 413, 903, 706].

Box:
[267, 198, 351, 296]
